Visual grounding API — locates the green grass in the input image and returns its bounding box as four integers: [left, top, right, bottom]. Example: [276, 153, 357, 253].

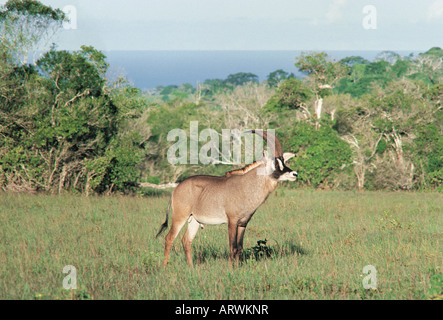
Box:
[0, 190, 441, 300]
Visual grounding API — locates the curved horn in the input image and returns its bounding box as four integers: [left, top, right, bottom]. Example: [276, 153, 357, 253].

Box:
[250, 129, 283, 158]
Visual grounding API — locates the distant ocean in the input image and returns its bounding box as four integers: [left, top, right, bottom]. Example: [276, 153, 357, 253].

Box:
[104, 50, 419, 90]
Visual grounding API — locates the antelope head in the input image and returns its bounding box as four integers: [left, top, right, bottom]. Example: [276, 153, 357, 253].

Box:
[251, 130, 298, 181]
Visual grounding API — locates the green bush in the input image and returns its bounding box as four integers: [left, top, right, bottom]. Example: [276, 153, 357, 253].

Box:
[285, 123, 352, 188]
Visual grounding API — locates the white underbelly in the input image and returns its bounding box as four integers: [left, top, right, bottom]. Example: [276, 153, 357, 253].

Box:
[192, 213, 228, 225]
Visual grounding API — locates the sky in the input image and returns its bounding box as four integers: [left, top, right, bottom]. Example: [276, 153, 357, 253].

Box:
[3, 0, 443, 51]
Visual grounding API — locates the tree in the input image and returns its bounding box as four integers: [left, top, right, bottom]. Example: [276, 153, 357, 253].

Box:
[413, 123, 443, 190]
[376, 51, 401, 65]
[335, 78, 437, 190]
[423, 47, 443, 58]
[0, 0, 66, 65]
[340, 56, 369, 67]
[214, 82, 274, 130]
[365, 60, 390, 76]
[266, 69, 295, 87]
[295, 52, 350, 94]
[286, 123, 352, 188]
[202, 78, 225, 95]
[295, 52, 350, 128]
[0, 40, 148, 194]
[336, 103, 384, 191]
[224, 72, 259, 87]
[264, 78, 311, 112]
[391, 59, 411, 78]
[410, 51, 443, 85]
[335, 53, 413, 97]
[38, 46, 108, 97]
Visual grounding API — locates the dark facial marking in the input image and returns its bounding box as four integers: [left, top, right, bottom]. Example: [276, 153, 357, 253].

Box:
[272, 156, 295, 179]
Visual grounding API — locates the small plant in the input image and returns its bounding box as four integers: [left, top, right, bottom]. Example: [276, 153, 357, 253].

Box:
[377, 210, 415, 231]
[244, 239, 275, 261]
[76, 290, 92, 300]
[378, 210, 402, 230]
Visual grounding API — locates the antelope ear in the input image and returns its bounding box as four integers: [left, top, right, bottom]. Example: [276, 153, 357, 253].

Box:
[283, 152, 295, 163]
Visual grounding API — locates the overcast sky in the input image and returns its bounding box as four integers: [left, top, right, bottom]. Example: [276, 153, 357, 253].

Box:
[4, 0, 443, 51]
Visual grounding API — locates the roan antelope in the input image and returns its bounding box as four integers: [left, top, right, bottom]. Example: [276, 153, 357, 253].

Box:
[156, 130, 297, 266]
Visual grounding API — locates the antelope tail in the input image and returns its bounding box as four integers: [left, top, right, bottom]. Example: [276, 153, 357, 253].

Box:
[156, 198, 172, 238]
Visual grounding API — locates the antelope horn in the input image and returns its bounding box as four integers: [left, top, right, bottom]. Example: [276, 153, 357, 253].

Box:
[250, 129, 283, 158]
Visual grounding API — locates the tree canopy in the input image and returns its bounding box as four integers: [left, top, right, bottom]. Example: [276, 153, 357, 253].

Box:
[0, 0, 66, 65]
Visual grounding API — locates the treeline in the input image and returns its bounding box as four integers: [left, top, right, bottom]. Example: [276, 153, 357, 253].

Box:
[0, 1, 441, 194]
[152, 69, 295, 102]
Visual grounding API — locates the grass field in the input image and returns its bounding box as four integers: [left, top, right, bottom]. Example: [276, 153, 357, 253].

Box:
[0, 189, 441, 300]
